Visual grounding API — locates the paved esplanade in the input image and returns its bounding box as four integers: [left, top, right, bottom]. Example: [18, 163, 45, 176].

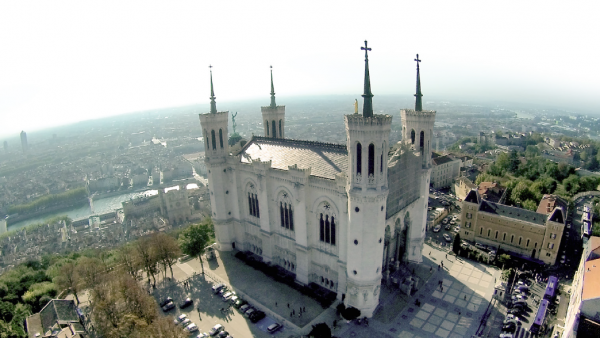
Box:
[143, 240, 500, 338]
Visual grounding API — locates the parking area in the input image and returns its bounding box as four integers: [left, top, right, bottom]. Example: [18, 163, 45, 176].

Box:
[151, 252, 324, 338]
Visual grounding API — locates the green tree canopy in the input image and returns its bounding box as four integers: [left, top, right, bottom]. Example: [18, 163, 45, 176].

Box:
[178, 219, 215, 275]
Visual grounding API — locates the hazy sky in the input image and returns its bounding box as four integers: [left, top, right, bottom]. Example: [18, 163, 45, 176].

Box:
[1, 1, 599, 138]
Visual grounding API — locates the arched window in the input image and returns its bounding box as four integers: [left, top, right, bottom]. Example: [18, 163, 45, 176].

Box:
[330, 216, 335, 245]
[495, 231, 499, 239]
[380, 144, 384, 173]
[278, 193, 294, 231]
[219, 129, 224, 148]
[289, 207, 294, 231]
[356, 143, 362, 175]
[211, 130, 216, 150]
[266, 120, 269, 136]
[320, 214, 325, 242]
[511, 235, 514, 243]
[254, 193, 260, 218]
[411, 129, 415, 144]
[480, 227, 483, 235]
[526, 239, 530, 247]
[325, 215, 330, 243]
[280, 202, 285, 227]
[204, 129, 209, 149]
[368, 143, 375, 176]
[420, 131, 425, 149]
[272, 120, 277, 138]
[248, 190, 260, 218]
[279, 120, 282, 137]
[487, 229, 491, 237]
[519, 237, 522, 245]
[284, 203, 289, 229]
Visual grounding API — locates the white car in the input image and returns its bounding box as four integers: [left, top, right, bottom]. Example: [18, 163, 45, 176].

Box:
[197, 333, 209, 338]
[180, 318, 191, 326]
[499, 334, 513, 338]
[209, 324, 224, 336]
[505, 314, 520, 321]
[174, 314, 187, 325]
[222, 292, 234, 301]
[433, 225, 441, 233]
[186, 323, 199, 332]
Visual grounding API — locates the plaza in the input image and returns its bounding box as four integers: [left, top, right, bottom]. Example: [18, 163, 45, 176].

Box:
[143, 239, 501, 338]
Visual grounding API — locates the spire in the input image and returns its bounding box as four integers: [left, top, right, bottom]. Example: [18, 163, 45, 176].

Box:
[209, 65, 217, 114]
[414, 54, 423, 112]
[360, 40, 374, 118]
[270, 65, 276, 108]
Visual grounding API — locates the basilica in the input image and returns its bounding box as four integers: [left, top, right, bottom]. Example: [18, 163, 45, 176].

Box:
[199, 42, 436, 317]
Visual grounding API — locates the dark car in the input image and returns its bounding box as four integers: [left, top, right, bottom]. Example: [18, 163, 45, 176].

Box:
[179, 297, 193, 309]
[502, 322, 517, 333]
[159, 297, 173, 307]
[161, 301, 175, 312]
[233, 299, 247, 309]
[507, 308, 523, 315]
[217, 331, 230, 338]
[250, 311, 266, 323]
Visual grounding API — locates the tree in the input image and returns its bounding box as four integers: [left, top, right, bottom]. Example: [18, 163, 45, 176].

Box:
[452, 232, 461, 254]
[522, 200, 538, 211]
[135, 237, 159, 287]
[76, 257, 106, 293]
[152, 233, 181, 280]
[53, 262, 81, 305]
[309, 322, 332, 338]
[118, 244, 143, 280]
[178, 219, 215, 275]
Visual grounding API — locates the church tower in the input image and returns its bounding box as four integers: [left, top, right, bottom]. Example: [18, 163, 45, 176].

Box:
[344, 41, 392, 317]
[400, 55, 436, 263]
[199, 66, 233, 250]
[261, 66, 286, 138]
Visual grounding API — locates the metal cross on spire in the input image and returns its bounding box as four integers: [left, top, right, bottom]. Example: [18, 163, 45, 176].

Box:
[361, 40, 372, 61]
[414, 54, 423, 112]
[361, 40, 374, 118]
[209, 65, 217, 114]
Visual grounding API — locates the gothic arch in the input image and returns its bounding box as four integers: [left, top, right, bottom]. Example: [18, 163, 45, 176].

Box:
[368, 143, 375, 176]
[266, 120, 270, 136]
[276, 189, 294, 231]
[272, 120, 277, 138]
[410, 129, 416, 144]
[219, 128, 224, 148]
[204, 129, 209, 149]
[211, 129, 217, 150]
[314, 199, 338, 246]
[279, 119, 282, 137]
[356, 142, 362, 176]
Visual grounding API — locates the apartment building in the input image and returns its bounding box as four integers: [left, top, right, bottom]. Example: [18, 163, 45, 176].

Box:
[460, 189, 565, 265]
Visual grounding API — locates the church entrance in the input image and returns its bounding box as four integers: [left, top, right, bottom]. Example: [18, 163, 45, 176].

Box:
[531, 249, 536, 259]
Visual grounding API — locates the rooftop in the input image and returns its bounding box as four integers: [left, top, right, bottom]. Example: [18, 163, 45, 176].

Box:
[432, 155, 456, 165]
[240, 137, 348, 179]
[582, 258, 600, 301]
[479, 200, 547, 226]
[537, 194, 568, 215]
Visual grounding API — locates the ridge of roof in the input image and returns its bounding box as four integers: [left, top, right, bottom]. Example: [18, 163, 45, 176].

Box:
[242, 136, 348, 153]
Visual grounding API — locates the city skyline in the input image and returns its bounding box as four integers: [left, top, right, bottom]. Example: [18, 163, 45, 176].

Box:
[1, 1, 599, 138]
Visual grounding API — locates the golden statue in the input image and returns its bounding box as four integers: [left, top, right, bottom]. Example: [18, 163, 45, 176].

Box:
[354, 99, 359, 114]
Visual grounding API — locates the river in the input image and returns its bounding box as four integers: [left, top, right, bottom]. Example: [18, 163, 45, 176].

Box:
[7, 183, 198, 232]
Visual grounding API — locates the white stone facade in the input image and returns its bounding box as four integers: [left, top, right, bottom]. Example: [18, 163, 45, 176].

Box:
[200, 102, 435, 317]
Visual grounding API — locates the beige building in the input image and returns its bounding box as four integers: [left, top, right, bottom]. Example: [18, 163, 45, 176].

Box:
[453, 177, 476, 201]
[431, 153, 461, 189]
[460, 189, 565, 265]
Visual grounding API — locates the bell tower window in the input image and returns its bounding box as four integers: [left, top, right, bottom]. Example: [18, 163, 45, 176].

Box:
[272, 120, 276, 139]
[356, 143, 362, 175]
[266, 120, 269, 136]
[211, 130, 216, 150]
[279, 119, 282, 137]
[368, 143, 375, 176]
[219, 129, 224, 148]
[411, 129, 415, 144]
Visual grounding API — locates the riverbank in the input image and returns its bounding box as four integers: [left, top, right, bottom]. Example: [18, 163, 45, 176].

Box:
[6, 200, 89, 226]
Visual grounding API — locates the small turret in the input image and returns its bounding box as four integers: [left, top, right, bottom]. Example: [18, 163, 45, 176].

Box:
[261, 66, 286, 138]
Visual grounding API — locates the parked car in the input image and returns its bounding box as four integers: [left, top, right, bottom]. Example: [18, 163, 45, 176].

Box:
[450, 220, 456, 225]
[239, 304, 251, 313]
[555, 296, 561, 305]
[233, 299, 247, 309]
[186, 323, 199, 332]
[444, 224, 451, 230]
[174, 314, 187, 324]
[209, 324, 224, 336]
[245, 308, 256, 318]
[180, 297, 193, 309]
[502, 322, 517, 333]
[162, 301, 175, 312]
[222, 292, 234, 302]
[217, 331, 230, 338]
[475, 243, 487, 250]
[433, 225, 441, 233]
[180, 318, 191, 327]
[197, 333, 209, 338]
[505, 314, 520, 322]
[159, 297, 173, 307]
[250, 310, 266, 323]
[212, 284, 225, 294]
[443, 234, 452, 242]
[498, 333, 513, 338]
[267, 323, 282, 333]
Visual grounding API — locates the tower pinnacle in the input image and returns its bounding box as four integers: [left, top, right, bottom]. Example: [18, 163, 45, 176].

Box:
[209, 65, 217, 114]
[414, 54, 423, 112]
[270, 65, 276, 108]
[361, 40, 374, 118]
